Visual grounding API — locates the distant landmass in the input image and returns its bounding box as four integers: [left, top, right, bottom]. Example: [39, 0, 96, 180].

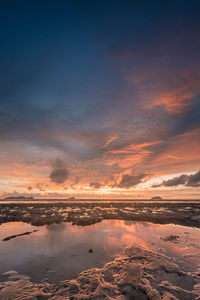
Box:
[151, 196, 163, 200]
[67, 197, 76, 200]
[4, 196, 34, 200]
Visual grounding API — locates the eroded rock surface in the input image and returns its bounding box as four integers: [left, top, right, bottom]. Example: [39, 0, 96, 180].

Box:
[0, 246, 199, 299]
[0, 202, 200, 228]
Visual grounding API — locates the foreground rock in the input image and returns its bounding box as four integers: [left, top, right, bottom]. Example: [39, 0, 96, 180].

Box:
[0, 246, 199, 299]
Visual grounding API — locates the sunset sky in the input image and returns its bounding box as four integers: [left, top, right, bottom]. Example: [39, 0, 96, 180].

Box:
[0, 1, 200, 199]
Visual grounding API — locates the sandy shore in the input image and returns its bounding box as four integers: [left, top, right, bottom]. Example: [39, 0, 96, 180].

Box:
[0, 245, 199, 299]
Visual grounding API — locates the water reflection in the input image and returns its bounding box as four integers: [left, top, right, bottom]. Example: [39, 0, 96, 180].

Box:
[0, 220, 199, 283]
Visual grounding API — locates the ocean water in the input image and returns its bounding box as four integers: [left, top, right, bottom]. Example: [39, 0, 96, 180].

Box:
[0, 199, 200, 204]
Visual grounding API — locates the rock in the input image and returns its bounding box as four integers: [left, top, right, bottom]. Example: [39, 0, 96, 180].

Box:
[161, 235, 180, 243]
[88, 248, 94, 253]
[0, 246, 199, 299]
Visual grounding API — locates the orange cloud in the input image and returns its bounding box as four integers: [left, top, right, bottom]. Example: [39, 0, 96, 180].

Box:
[104, 141, 161, 168]
[102, 135, 118, 149]
[145, 128, 200, 176]
[107, 141, 161, 155]
[144, 69, 200, 113]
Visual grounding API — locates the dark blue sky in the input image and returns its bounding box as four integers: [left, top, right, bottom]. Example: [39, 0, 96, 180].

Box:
[0, 0, 200, 198]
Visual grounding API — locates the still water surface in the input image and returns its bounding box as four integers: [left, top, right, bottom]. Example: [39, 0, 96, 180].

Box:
[0, 220, 199, 283]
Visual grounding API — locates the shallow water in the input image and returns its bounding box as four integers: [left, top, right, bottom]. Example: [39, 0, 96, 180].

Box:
[0, 220, 200, 283]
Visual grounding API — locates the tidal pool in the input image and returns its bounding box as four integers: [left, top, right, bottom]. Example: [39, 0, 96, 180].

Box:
[0, 220, 199, 283]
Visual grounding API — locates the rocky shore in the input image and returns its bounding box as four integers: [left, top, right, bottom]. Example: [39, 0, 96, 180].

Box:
[0, 245, 199, 299]
[0, 202, 200, 228]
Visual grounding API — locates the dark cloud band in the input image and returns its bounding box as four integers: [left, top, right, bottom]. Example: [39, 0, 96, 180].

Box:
[153, 170, 200, 188]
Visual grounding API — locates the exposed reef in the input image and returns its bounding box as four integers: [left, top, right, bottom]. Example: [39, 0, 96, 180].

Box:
[0, 202, 200, 228]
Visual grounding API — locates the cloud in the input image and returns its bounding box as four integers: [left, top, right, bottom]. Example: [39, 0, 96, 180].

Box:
[50, 159, 69, 184]
[117, 173, 147, 188]
[145, 70, 200, 114]
[187, 170, 200, 187]
[102, 135, 118, 149]
[153, 170, 200, 188]
[108, 4, 200, 115]
[89, 182, 102, 189]
[50, 169, 69, 184]
[154, 174, 188, 187]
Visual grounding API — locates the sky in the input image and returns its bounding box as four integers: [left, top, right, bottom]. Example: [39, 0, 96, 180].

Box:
[0, 0, 200, 199]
